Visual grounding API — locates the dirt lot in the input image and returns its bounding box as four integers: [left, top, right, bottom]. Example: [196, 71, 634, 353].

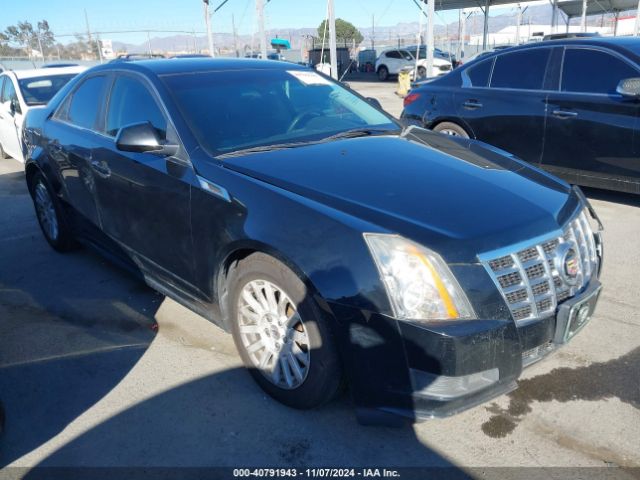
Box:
[0, 78, 638, 476]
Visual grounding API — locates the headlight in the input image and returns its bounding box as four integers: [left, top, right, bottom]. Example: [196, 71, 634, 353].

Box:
[364, 233, 475, 321]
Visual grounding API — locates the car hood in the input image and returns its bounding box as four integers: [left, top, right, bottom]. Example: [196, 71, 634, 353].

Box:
[220, 128, 580, 263]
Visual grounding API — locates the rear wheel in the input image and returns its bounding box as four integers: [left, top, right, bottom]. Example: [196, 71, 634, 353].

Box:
[433, 121, 469, 138]
[377, 66, 389, 82]
[29, 171, 77, 252]
[227, 253, 342, 409]
[417, 66, 427, 78]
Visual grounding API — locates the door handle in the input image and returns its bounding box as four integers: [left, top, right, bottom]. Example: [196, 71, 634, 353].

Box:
[552, 110, 578, 119]
[463, 100, 483, 109]
[91, 159, 111, 177]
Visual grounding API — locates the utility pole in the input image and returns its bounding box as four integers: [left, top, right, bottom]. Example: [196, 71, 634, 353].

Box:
[371, 14, 375, 50]
[426, 0, 434, 78]
[328, 0, 338, 79]
[203, 0, 215, 57]
[256, 0, 267, 59]
[457, 9, 466, 60]
[147, 31, 152, 55]
[97, 34, 104, 63]
[84, 9, 95, 59]
[232, 13, 239, 57]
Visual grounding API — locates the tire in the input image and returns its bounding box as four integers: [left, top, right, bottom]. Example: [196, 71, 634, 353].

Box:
[417, 66, 426, 78]
[0, 142, 8, 159]
[377, 66, 389, 82]
[433, 121, 469, 138]
[227, 253, 342, 409]
[29, 171, 78, 252]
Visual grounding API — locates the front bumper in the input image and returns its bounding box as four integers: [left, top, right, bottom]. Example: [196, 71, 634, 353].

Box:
[329, 280, 601, 423]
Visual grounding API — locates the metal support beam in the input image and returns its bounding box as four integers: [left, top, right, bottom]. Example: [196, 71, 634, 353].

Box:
[482, 0, 490, 50]
[516, 4, 522, 44]
[581, 0, 588, 31]
[457, 9, 466, 60]
[635, 0, 640, 36]
[426, 0, 435, 76]
[203, 0, 215, 57]
[551, 0, 558, 33]
[256, 0, 267, 59]
[328, 0, 338, 79]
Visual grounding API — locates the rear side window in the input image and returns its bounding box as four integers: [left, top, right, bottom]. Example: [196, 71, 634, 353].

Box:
[490, 49, 550, 90]
[65, 75, 109, 130]
[562, 48, 638, 95]
[466, 58, 493, 87]
[106, 75, 167, 138]
[385, 50, 402, 59]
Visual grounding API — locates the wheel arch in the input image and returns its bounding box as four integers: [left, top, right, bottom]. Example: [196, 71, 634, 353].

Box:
[430, 118, 475, 138]
[215, 241, 335, 333]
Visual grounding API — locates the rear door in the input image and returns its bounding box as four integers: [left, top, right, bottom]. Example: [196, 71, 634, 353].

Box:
[46, 73, 111, 228]
[454, 47, 553, 163]
[384, 50, 404, 74]
[541, 46, 640, 190]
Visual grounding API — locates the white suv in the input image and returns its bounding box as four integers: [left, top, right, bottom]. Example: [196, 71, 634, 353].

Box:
[375, 48, 452, 81]
[0, 66, 85, 162]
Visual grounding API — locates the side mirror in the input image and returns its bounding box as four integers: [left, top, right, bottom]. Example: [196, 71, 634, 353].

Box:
[115, 122, 179, 156]
[8, 98, 17, 116]
[366, 97, 382, 110]
[616, 78, 640, 98]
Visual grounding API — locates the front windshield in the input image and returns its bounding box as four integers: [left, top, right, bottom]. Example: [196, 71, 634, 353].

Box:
[162, 68, 397, 157]
[18, 74, 76, 106]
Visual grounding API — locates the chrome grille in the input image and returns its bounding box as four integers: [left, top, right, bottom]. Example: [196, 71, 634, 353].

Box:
[481, 209, 599, 325]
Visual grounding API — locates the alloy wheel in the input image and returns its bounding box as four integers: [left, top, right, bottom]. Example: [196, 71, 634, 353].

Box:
[34, 181, 59, 241]
[237, 279, 310, 390]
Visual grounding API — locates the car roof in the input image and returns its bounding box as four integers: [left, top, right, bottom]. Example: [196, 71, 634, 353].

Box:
[8, 66, 87, 79]
[492, 36, 640, 53]
[90, 57, 307, 77]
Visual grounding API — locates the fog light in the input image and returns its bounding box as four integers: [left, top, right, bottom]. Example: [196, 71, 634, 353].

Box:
[410, 368, 499, 400]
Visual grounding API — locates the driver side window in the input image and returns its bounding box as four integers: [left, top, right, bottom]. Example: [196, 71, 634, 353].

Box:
[1, 78, 21, 114]
[106, 75, 167, 139]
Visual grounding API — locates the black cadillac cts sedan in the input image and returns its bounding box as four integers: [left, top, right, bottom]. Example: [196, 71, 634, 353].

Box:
[22, 59, 603, 424]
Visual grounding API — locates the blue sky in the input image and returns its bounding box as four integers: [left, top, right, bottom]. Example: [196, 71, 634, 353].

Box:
[2, 0, 529, 45]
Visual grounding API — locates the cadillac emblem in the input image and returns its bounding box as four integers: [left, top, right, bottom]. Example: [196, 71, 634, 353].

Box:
[555, 242, 580, 286]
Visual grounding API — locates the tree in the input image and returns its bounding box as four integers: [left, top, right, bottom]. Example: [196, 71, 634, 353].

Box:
[317, 18, 363, 45]
[4, 20, 56, 57]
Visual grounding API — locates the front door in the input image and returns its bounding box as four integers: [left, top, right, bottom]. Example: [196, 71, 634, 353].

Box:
[541, 46, 640, 190]
[92, 72, 197, 290]
[0, 76, 24, 161]
[455, 47, 553, 163]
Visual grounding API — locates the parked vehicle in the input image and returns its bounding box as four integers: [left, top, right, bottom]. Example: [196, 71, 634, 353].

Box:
[402, 37, 640, 194]
[23, 59, 603, 424]
[375, 47, 452, 81]
[0, 66, 85, 162]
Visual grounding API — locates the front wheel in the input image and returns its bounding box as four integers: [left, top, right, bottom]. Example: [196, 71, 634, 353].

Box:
[227, 253, 342, 409]
[433, 121, 469, 138]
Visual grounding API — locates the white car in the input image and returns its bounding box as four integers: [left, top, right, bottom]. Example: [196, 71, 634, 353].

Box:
[0, 66, 85, 162]
[375, 47, 452, 81]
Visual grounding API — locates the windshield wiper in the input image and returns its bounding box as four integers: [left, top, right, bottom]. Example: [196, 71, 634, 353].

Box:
[216, 141, 312, 159]
[322, 127, 401, 141]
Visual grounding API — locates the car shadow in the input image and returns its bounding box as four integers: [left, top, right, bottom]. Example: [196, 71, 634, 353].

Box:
[0, 168, 160, 466]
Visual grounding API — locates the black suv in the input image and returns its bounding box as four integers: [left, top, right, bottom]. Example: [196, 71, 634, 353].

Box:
[402, 37, 640, 194]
